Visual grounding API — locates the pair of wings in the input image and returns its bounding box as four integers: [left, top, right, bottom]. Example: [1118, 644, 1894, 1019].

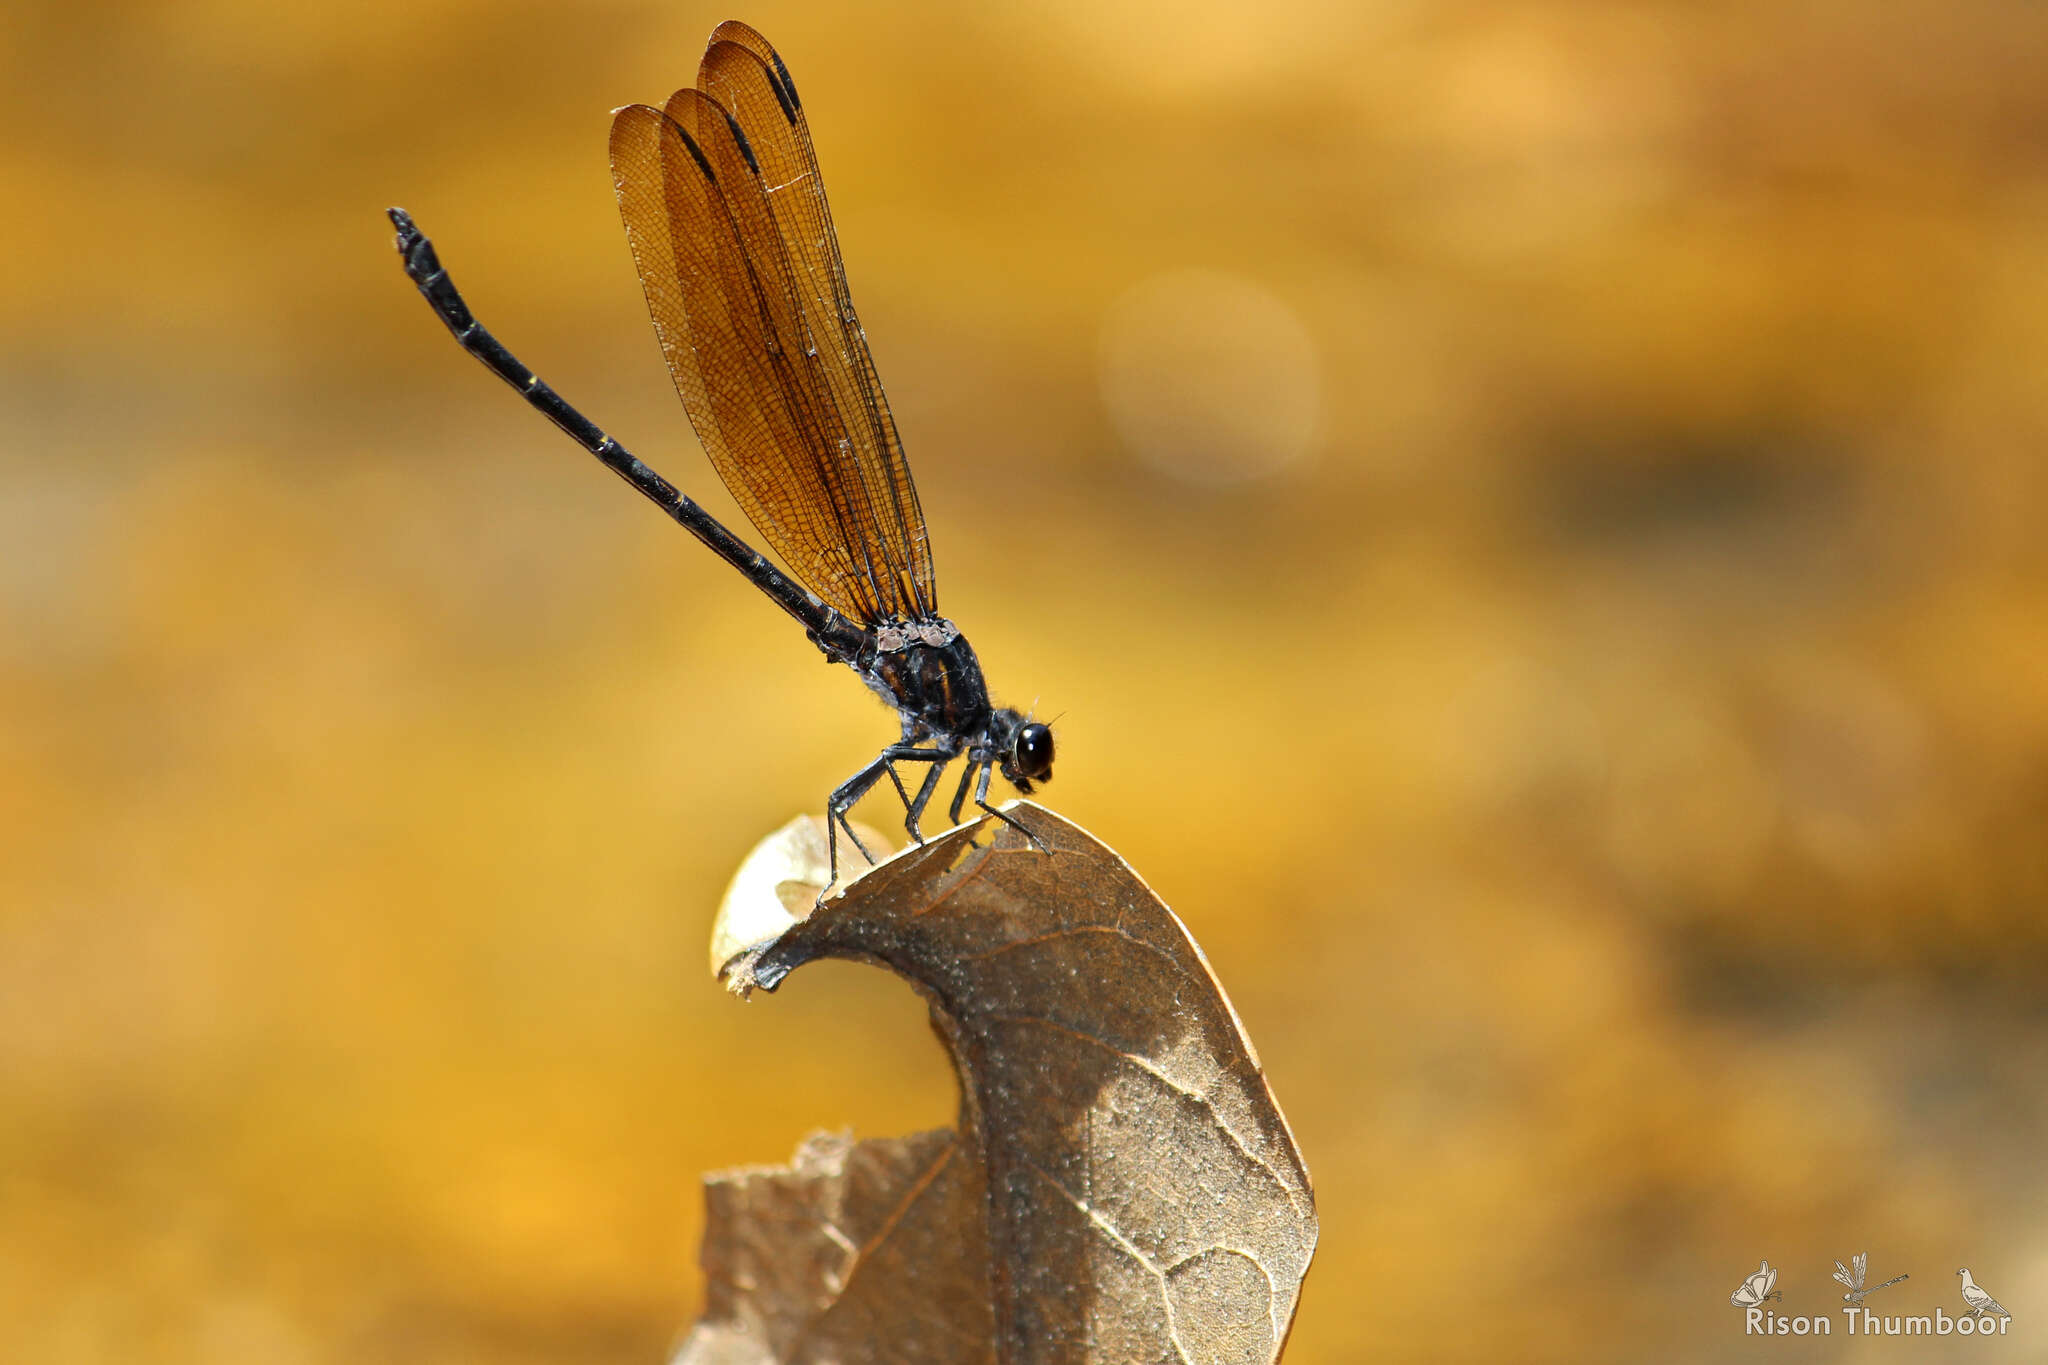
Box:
[1833, 1253, 1867, 1290]
[609, 21, 936, 627]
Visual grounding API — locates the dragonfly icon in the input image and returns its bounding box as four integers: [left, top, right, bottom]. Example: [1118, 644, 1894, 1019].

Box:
[1731, 1260, 1783, 1309]
[1833, 1252, 1908, 1304]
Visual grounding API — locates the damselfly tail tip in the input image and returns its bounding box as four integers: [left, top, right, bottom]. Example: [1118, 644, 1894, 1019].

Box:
[388, 208, 424, 254]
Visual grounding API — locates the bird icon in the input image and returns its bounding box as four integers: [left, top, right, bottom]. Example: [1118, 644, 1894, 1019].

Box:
[1957, 1268, 2011, 1319]
[1833, 1252, 1908, 1304]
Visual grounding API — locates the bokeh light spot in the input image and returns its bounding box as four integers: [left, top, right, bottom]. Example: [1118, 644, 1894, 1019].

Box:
[1098, 269, 1320, 486]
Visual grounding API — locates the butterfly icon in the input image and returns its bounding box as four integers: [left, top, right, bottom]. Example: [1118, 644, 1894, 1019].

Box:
[1833, 1251, 1908, 1303]
[1731, 1259, 1783, 1309]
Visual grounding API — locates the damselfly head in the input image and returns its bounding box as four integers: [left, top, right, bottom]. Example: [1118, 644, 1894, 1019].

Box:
[994, 711, 1055, 791]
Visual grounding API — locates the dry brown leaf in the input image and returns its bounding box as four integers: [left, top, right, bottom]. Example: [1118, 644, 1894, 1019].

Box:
[680, 803, 1317, 1364]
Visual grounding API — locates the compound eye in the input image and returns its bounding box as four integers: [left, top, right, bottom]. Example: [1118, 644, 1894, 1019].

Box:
[1016, 723, 1055, 781]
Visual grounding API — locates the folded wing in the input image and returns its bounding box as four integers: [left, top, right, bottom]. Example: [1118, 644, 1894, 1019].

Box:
[609, 23, 935, 626]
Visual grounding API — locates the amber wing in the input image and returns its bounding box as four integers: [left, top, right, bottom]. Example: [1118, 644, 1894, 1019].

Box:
[608, 23, 935, 626]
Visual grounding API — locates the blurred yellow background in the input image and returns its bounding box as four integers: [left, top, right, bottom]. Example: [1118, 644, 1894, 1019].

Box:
[6, 0, 2048, 1360]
